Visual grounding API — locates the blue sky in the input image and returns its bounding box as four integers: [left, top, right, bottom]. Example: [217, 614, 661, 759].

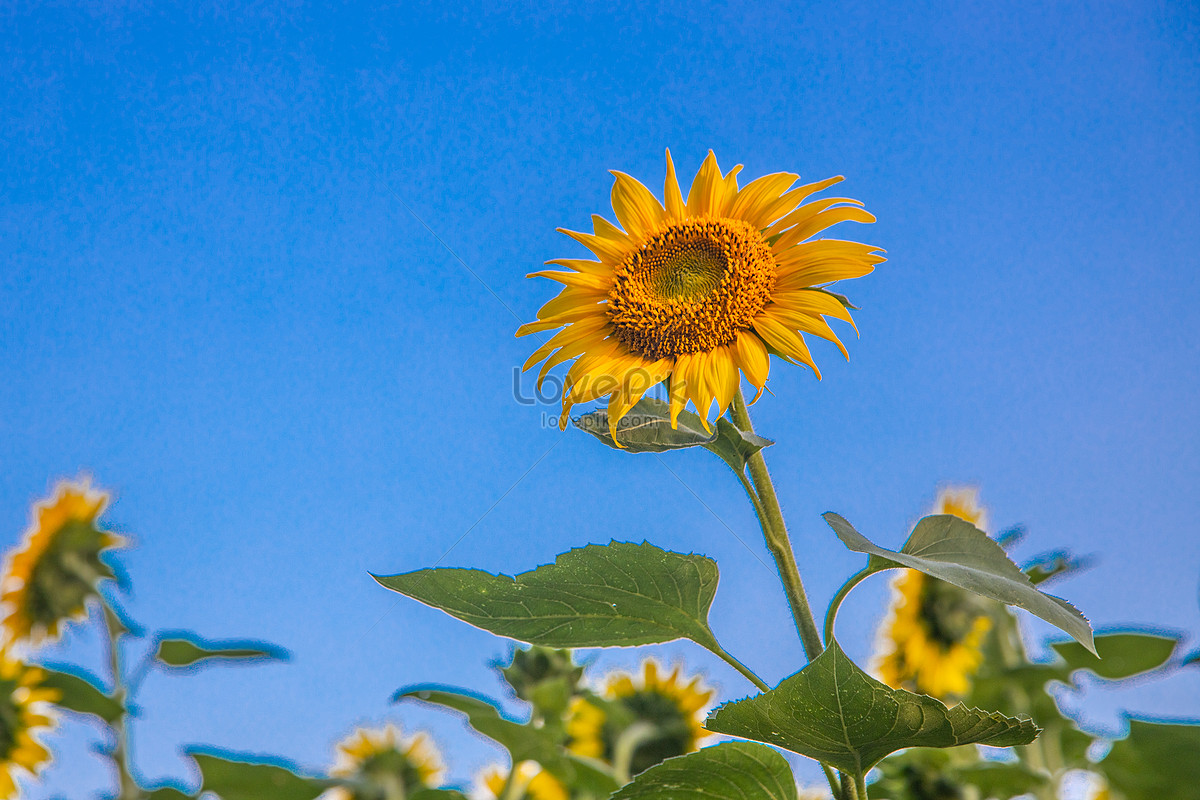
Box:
[2, 1, 1198, 796]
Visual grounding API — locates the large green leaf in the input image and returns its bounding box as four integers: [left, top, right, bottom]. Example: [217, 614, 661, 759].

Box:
[154, 632, 289, 668]
[575, 398, 716, 451]
[1050, 631, 1178, 682]
[397, 687, 618, 795]
[1100, 719, 1200, 800]
[611, 742, 797, 800]
[705, 640, 1038, 776]
[374, 541, 723, 653]
[825, 513, 1095, 654]
[191, 751, 331, 800]
[38, 665, 124, 723]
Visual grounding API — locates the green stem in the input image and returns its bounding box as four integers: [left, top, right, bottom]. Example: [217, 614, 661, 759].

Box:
[824, 569, 875, 646]
[102, 604, 138, 800]
[729, 389, 824, 660]
[713, 645, 771, 693]
[855, 771, 868, 800]
[612, 722, 657, 785]
[821, 764, 844, 800]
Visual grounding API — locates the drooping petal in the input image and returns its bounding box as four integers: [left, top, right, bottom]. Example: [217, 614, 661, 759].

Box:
[607, 358, 672, 443]
[521, 315, 610, 370]
[753, 315, 822, 378]
[734, 329, 770, 401]
[763, 306, 849, 358]
[544, 257, 611, 276]
[770, 288, 857, 328]
[759, 176, 846, 231]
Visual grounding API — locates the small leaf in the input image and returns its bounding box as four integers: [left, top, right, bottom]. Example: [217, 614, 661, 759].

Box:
[825, 513, 1095, 654]
[1100, 718, 1200, 800]
[39, 665, 124, 723]
[191, 751, 331, 800]
[398, 687, 618, 795]
[374, 541, 723, 653]
[704, 418, 774, 474]
[575, 398, 716, 452]
[1051, 631, 1179, 682]
[612, 742, 797, 800]
[1023, 549, 1093, 585]
[154, 632, 289, 668]
[706, 640, 1038, 776]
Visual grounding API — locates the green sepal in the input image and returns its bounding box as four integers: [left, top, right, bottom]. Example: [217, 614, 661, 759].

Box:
[825, 512, 1095, 654]
[190, 750, 332, 800]
[705, 640, 1038, 776]
[154, 631, 289, 668]
[374, 541, 724, 654]
[38, 664, 125, 723]
[611, 742, 798, 800]
[706, 418, 774, 474]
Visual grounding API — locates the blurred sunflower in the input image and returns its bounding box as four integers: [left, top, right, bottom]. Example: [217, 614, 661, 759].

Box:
[873, 487, 994, 698]
[518, 150, 884, 440]
[327, 723, 444, 800]
[1, 478, 125, 649]
[0, 653, 58, 799]
[476, 762, 568, 800]
[567, 660, 712, 777]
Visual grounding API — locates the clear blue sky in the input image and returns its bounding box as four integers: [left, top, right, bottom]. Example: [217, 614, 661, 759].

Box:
[2, 2, 1198, 797]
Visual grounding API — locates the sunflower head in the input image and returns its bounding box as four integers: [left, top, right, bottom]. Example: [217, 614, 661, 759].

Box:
[0, 652, 58, 799]
[932, 486, 988, 531]
[477, 762, 569, 800]
[518, 150, 884, 441]
[874, 568, 993, 699]
[1, 478, 126, 649]
[328, 723, 444, 800]
[566, 659, 713, 777]
[500, 646, 584, 720]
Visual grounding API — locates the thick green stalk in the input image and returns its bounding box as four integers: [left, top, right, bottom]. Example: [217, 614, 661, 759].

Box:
[729, 390, 824, 660]
[855, 771, 869, 800]
[102, 604, 138, 800]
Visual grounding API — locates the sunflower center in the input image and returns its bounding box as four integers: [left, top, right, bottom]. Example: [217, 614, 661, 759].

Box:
[607, 218, 775, 361]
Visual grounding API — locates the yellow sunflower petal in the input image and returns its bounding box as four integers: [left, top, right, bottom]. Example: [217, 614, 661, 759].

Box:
[663, 148, 686, 221]
[753, 315, 821, 377]
[610, 171, 666, 239]
[685, 151, 724, 218]
[734, 330, 770, 401]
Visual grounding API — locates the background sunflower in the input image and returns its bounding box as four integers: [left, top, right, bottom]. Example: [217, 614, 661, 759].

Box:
[327, 723, 444, 800]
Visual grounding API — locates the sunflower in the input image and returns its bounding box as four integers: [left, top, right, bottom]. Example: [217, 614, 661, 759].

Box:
[567, 660, 712, 777]
[873, 487, 994, 698]
[1, 478, 125, 649]
[477, 762, 569, 800]
[327, 723, 444, 800]
[518, 150, 884, 441]
[0, 653, 57, 799]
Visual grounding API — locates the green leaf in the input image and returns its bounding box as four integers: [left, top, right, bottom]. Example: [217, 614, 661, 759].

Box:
[374, 541, 723, 653]
[611, 742, 797, 800]
[1100, 719, 1200, 800]
[705, 640, 1038, 776]
[397, 687, 618, 795]
[1023, 549, 1092, 585]
[953, 761, 1046, 798]
[825, 512, 1095, 654]
[39, 665, 124, 723]
[574, 398, 716, 452]
[154, 632, 289, 668]
[191, 751, 331, 800]
[704, 418, 774, 474]
[1051, 631, 1179, 682]
[143, 787, 193, 800]
[410, 791, 470, 800]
